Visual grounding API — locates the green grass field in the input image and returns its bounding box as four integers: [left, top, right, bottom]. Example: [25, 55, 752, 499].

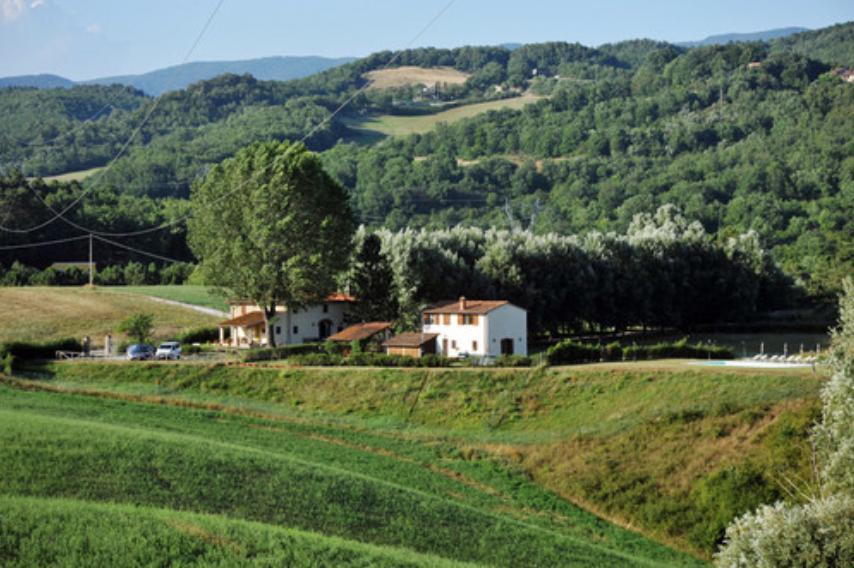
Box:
[115, 285, 228, 312]
[0, 375, 698, 566]
[346, 95, 542, 139]
[0, 287, 219, 343]
[1, 359, 825, 561]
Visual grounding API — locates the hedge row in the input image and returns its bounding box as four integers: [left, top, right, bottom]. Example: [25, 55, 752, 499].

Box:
[175, 327, 220, 345]
[0, 338, 82, 361]
[546, 338, 734, 365]
[242, 343, 328, 362]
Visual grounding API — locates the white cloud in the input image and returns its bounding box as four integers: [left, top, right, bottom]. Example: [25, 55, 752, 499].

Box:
[1, 0, 43, 22]
[85, 22, 101, 34]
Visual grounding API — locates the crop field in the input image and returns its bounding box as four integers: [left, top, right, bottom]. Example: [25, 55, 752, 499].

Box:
[0, 287, 218, 343]
[0, 373, 699, 566]
[346, 95, 542, 138]
[364, 66, 470, 89]
[1, 359, 825, 562]
[115, 285, 228, 313]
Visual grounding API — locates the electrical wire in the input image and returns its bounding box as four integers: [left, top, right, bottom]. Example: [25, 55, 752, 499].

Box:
[12, 103, 113, 151]
[0, 234, 90, 250]
[0, 0, 225, 234]
[93, 234, 186, 264]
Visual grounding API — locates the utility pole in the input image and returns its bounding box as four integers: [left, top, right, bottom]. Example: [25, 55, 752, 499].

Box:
[88, 233, 94, 287]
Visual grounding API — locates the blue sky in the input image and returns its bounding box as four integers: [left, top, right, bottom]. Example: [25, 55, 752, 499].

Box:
[1, 0, 852, 80]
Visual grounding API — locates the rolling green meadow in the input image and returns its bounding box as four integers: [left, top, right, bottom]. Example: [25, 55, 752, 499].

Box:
[0, 358, 825, 564]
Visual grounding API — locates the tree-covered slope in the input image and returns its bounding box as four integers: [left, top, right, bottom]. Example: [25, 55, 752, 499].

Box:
[771, 21, 854, 66]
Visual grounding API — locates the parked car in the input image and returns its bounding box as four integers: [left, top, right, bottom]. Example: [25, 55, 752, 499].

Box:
[126, 344, 155, 361]
[155, 341, 182, 360]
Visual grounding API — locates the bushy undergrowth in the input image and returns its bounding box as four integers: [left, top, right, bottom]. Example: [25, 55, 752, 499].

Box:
[546, 338, 734, 365]
[242, 342, 327, 362]
[175, 326, 220, 344]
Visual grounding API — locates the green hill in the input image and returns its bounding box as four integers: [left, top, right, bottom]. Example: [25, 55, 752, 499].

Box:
[1, 359, 825, 560]
[0, 375, 700, 566]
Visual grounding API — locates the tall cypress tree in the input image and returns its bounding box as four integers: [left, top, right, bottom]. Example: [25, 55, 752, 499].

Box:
[351, 234, 398, 323]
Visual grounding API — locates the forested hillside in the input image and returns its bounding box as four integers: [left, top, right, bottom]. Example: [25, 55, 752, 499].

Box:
[1, 22, 852, 296]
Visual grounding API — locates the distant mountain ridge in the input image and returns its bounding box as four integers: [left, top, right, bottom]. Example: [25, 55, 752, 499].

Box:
[678, 27, 808, 47]
[0, 74, 75, 89]
[0, 55, 354, 95]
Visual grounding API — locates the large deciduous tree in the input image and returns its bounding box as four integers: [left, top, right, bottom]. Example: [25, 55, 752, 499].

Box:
[188, 141, 355, 347]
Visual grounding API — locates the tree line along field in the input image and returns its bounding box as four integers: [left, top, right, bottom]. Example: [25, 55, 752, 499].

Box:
[0, 359, 824, 563]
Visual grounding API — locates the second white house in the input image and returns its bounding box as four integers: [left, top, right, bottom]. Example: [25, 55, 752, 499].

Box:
[422, 296, 527, 358]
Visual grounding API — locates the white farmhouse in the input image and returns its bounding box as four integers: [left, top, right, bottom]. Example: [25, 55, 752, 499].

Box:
[422, 297, 527, 358]
[218, 293, 354, 347]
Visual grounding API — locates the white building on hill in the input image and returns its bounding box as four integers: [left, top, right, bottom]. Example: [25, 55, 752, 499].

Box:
[219, 294, 354, 347]
[421, 297, 527, 358]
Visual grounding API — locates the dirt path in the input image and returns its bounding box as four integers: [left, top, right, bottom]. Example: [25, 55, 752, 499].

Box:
[136, 296, 227, 319]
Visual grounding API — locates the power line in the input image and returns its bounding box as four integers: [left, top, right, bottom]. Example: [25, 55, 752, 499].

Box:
[0, 234, 90, 250]
[2, 0, 459, 240]
[93, 235, 186, 264]
[0, 0, 225, 235]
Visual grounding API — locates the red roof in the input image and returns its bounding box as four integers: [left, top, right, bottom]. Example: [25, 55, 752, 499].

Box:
[423, 298, 510, 315]
[228, 292, 356, 306]
[328, 322, 392, 342]
[383, 332, 439, 348]
[219, 311, 266, 327]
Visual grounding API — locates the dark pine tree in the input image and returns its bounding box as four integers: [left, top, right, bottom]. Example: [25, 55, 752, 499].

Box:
[351, 234, 399, 323]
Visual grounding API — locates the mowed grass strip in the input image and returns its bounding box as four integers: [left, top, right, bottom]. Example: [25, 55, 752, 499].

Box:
[113, 285, 228, 312]
[0, 495, 472, 567]
[0, 391, 695, 567]
[0, 287, 218, 343]
[345, 95, 542, 138]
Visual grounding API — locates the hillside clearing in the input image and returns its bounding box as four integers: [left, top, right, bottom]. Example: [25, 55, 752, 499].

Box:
[346, 95, 542, 138]
[29, 166, 104, 183]
[0, 287, 218, 343]
[364, 66, 469, 90]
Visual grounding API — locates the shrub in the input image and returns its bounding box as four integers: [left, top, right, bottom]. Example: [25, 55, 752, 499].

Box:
[716, 495, 854, 567]
[547, 338, 733, 365]
[118, 313, 154, 344]
[0, 338, 82, 360]
[2, 353, 15, 374]
[546, 340, 600, 365]
[492, 355, 533, 367]
[242, 343, 326, 362]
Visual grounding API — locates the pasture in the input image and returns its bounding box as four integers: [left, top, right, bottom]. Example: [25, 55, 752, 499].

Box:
[115, 285, 228, 312]
[346, 95, 541, 138]
[364, 66, 469, 89]
[33, 166, 104, 183]
[0, 287, 218, 343]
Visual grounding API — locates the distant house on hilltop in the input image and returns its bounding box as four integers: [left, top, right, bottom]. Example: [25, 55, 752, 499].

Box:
[419, 296, 527, 358]
[218, 293, 354, 347]
[832, 67, 854, 83]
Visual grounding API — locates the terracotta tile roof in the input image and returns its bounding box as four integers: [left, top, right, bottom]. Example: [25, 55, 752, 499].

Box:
[423, 298, 510, 315]
[219, 311, 266, 327]
[227, 292, 356, 306]
[328, 322, 392, 342]
[383, 332, 439, 348]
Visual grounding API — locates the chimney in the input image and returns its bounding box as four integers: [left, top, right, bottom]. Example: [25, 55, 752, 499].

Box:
[459, 296, 467, 310]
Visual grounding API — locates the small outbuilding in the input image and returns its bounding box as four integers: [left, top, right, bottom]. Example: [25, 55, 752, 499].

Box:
[383, 332, 439, 358]
[328, 322, 393, 354]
